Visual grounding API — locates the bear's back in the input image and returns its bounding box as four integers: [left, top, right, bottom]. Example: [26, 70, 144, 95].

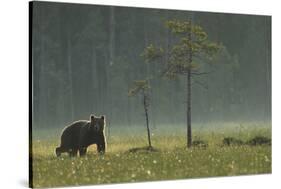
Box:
[59, 120, 90, 148]
[61, 120, 89, 137]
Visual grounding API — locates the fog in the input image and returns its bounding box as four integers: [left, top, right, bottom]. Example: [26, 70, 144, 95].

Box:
[31, 2, 271, 130]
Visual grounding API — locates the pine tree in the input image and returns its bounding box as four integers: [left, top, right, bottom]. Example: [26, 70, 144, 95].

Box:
[142, 20, 221, 148]
[128, 80, 152, 148]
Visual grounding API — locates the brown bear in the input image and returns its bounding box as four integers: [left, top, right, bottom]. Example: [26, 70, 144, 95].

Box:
[55, 115, 106, 157]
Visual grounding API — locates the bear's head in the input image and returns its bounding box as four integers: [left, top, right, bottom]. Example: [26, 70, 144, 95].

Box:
[90, 114, 105, 133]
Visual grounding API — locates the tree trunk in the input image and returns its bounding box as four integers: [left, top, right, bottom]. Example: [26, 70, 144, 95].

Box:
[109, 6, 115, 66]
[107, 6, 114, 139]
[264, 17, 271, 122]
[38, 7, 48, 128]
[187, 69, 192, 148]
[95, 51, 108, 114]
[127, 83, 132, 127]
[143, 91, 152, 147]
[143, 12, 156, 129]
[38, 35, 47, 128]
[187, 20, 192, 148]
[66, 35, 74, 121]
[91, 46, 98, 112]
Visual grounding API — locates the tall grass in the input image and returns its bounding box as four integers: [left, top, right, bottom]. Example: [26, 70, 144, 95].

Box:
[31, 123, 271, 188]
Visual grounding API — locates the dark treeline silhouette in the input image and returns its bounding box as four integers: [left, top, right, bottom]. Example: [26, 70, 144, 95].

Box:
[31, 2, 271, 129]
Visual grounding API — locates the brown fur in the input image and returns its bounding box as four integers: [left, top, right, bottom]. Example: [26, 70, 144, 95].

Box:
[55, 115, 106, 157]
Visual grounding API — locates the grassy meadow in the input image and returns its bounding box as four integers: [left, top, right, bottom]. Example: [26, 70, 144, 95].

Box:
[31, 123, 271, 188]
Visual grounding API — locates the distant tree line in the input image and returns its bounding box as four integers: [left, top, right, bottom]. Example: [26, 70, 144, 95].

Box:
[32, 2, 271, 129]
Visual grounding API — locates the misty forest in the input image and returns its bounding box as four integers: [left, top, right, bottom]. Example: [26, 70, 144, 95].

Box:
[31, 1, 271, 188]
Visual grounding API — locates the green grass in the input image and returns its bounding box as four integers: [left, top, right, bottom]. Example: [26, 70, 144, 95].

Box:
[31, 124, 271, 188]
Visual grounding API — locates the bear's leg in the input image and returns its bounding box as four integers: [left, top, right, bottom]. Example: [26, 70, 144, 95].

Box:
[55, 147, 62, 157]
[55, 147, 68, 157]
[69, 148, 78, 157]
[97, 142, 105, 154]
[79, 147, 87, 156]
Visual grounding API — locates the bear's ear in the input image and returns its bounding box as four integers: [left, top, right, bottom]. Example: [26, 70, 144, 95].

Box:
[101, 115, 105, 120]
[90, 115, 95, 125]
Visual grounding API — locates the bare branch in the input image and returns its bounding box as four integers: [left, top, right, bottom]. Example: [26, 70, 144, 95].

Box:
[191, 70, 214, 76]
